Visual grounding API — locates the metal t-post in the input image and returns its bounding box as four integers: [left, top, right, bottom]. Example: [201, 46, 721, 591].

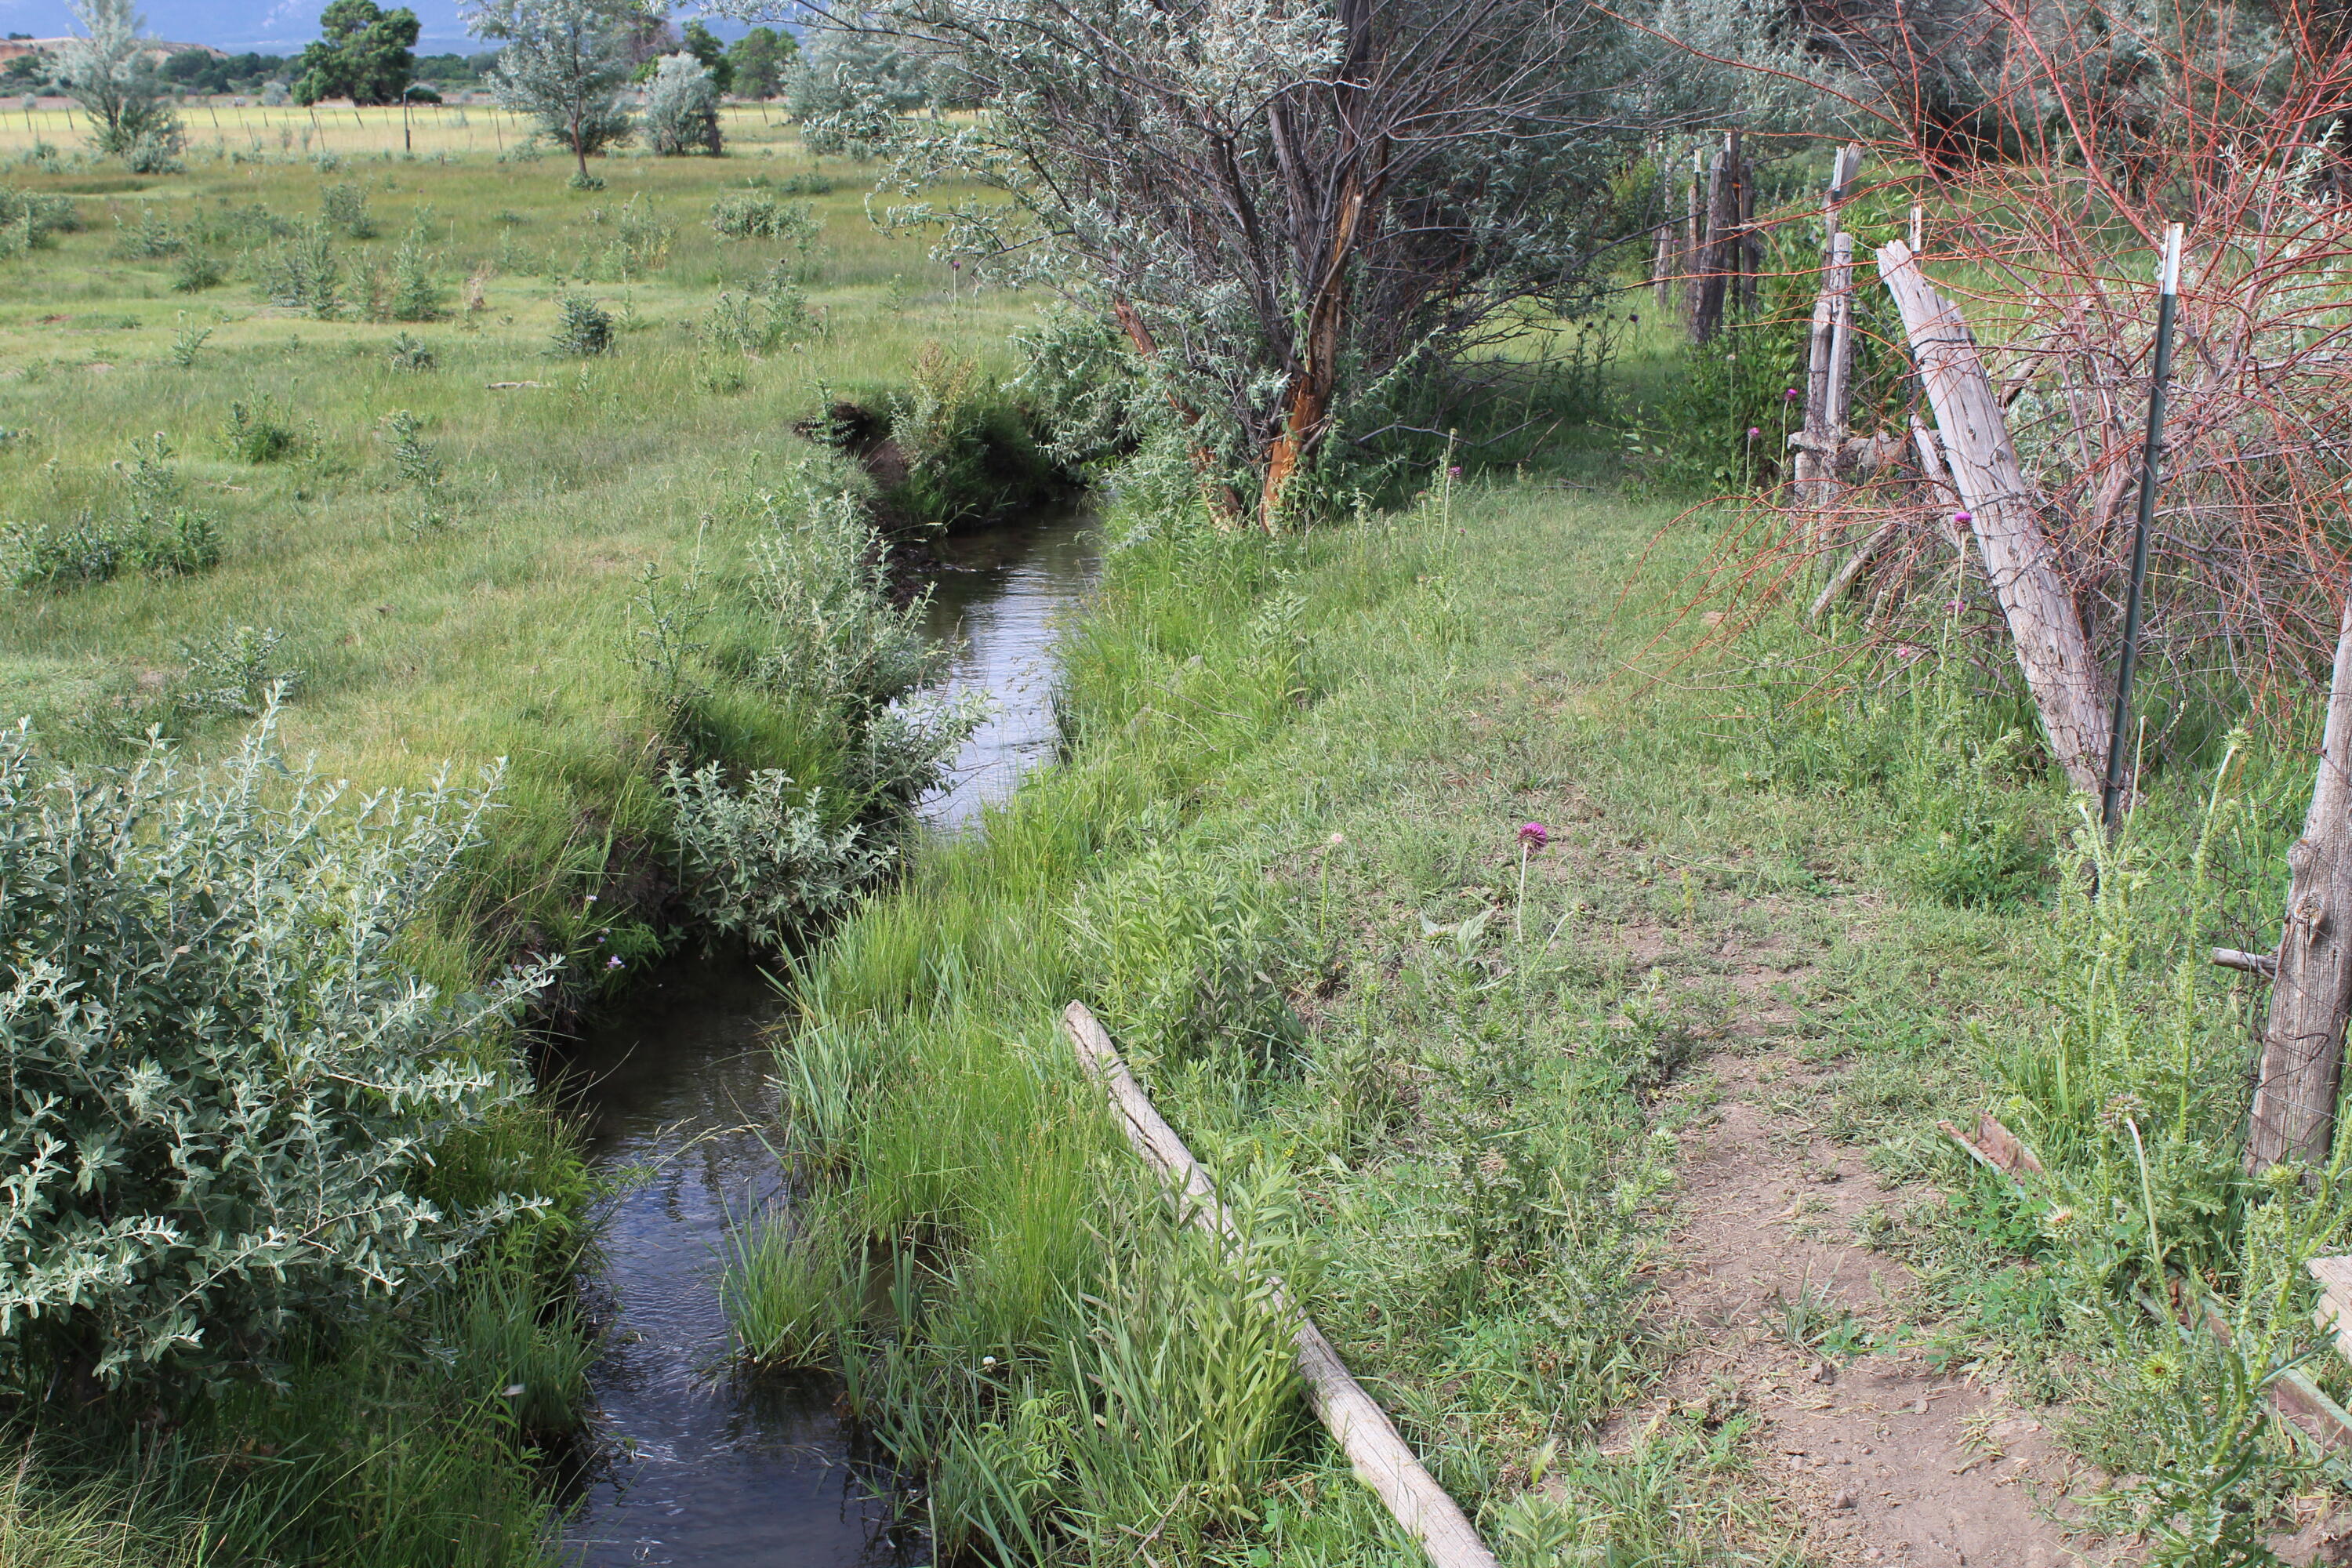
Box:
[2100, 223, 2184, 830]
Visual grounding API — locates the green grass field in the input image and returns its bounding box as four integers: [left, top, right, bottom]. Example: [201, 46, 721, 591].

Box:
[0, 129, 1031, 988]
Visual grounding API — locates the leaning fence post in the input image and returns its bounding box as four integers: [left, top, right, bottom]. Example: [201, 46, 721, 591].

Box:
[1876, 238, 2111, 793]
[2098, 223, 2183, 829]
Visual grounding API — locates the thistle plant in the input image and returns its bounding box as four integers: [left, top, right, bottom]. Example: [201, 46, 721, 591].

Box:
[0, 709, 551, 1392]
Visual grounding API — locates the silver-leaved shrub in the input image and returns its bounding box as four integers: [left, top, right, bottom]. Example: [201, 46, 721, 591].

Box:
[0, 707, 551, 1392]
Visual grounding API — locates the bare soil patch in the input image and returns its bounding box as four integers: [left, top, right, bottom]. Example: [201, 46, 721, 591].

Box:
[1625, 1047, 2118, 1567]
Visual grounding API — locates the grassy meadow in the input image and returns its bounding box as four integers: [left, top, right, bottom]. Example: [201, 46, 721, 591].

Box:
[7, 106, 2350, 1568]
[0, 125, 1031, 993]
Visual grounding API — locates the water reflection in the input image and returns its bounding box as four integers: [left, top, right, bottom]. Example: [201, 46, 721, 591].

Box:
[920, 510, 1098, 830]
[555, 512, 1097, 1565]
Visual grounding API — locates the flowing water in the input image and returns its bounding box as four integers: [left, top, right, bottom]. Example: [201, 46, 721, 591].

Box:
[556, 512, 1097, 1566]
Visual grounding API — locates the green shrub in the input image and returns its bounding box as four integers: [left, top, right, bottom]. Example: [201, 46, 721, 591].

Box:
[168, 248, 223, 292]
[596, 193, 674, 278]
[663, 762, 891, 949]
[0, 185, 80, 245]
[215, 394, 307, 463]
[386, 329, 436, 371]
[707, 191, 818, 241]
[0, 437, 221, 591]
[742, 478, 946, 710]
[0, 713, 551, 1393]
[1066, 843, 1305, 1069]
[319, 180, 377, 240]
[110, 206, 183, 259]
[889, 343, 1060, 529]
[701, 286, 814, 356]
[261, 220, 341, 318]
[550, 293, 612, 356]
[176, 622, 299, 716]
[383, 223, 446, 321]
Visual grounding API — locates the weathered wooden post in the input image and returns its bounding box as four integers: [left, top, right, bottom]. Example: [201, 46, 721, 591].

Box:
[2246, 602, 2352, 1174]
[1733, 137, 1759, 319]
[1795, 146, 1864, 509]
[1878, 238, 2111, 793]
[1690, 132, 1746, 343]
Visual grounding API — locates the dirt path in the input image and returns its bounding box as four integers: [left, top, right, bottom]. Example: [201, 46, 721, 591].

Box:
[1622, 1042, 2116, 1566]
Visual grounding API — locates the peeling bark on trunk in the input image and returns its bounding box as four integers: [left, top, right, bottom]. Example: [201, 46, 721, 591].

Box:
[1877, 240, 2111, 793]
[2248, 600, 2352, 1174]
[1258, 169, 1369, 532]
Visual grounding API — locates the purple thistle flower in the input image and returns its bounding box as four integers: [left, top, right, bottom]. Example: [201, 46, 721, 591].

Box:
[1746, 426, 1761, 438]
[1954, 510, 1973, 524]
[1784, 387, 1800, 401]
[1447, 465, 1462, 478]
[1519, 822, 1549, 850]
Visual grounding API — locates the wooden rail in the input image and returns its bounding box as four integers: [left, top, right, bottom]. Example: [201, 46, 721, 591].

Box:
[1061, 1001, 1501, 1568]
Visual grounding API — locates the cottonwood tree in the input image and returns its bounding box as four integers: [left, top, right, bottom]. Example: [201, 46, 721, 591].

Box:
[469, 0, 644, 181]
[292, 0, 422, 107]
[728, 25, 797, 98]
[60, 0, 181, 164]
[742, 0, 1639, 528]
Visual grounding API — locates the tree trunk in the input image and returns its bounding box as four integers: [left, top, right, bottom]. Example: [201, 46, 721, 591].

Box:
[1877, 239, 2111, 793]
[1733, 138, 1757, 319]
[1652, 220, 1673, 311]
[1684, 144, 1703, 329]
[2247, 600, 2352, 1173]
[1258, 169, 1368, 532]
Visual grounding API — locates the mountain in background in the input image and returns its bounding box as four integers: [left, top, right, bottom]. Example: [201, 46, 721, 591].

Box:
[0, 2, 749, 53]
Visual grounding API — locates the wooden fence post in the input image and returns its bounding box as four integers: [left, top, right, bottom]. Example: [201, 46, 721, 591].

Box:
[1876, 239, 2111, 793]
[1795, 147, 1863, 510]
[1690, 139, 1726, 342]
[2248, 600, 2352, 1173]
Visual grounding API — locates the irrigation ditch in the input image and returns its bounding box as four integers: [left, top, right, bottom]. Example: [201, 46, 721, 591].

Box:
[549, 509, 1098, 1566]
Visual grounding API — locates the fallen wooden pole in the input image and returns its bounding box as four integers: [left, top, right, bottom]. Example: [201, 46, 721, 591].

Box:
[1061, 1001, 1501, 1568]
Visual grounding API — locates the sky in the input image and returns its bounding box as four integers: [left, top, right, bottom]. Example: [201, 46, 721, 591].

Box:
[0, 2, 755, 53]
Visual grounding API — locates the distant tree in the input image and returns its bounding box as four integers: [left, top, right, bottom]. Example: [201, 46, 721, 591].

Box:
[59, 0, 181, 163]
[293, 0, 422, 106]
[726, 26, 794, 99]
[644, 50, 720, 151]
[470, 0, 640, 181]
[680, 19, 732, 92]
